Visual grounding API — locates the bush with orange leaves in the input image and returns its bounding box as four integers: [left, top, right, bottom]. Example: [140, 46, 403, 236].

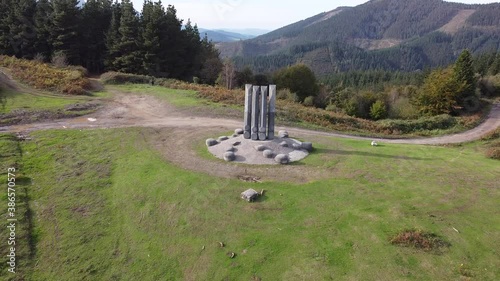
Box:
[0, 55, 91, 95]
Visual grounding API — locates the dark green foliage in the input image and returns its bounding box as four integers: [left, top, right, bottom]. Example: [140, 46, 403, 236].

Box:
[413, 67, 465, 116]
[51, 0, 82, 65]
[34, 0, 53, 61]
[100, 71, 152, 84]
[234, 67, 254, 88]
[370, 100, 387, 120]
[198, 35, 223, 85]
[141, 0, 163, 76]
[104, 1, 121, 70]
[112, 0, 143, 73]
[273, 64, 319, 102]
[489, 54, 500, 75]
[380, 115, 457, 134]
[159, 5, 185, 78]
[453, 50, 476, 107]
[0, 0, 221, 82]
[8, 0, 37, 59]
[80, 0, 113, 73]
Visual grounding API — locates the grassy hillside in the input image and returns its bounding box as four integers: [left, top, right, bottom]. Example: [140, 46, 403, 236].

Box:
[0, 128, 498, 280]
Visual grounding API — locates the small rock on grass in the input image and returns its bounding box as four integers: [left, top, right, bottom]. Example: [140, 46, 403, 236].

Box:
[206, 138, 218, 147]
[235, 128, 244, 135]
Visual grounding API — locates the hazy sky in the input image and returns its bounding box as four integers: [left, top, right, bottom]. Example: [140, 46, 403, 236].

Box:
[130, 0, 499, 30]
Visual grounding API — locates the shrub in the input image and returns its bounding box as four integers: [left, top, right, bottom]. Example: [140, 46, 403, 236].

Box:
[478, 74, 500, 98]
[370, 100, 387, 120]
[481, 128, 500, 141]
[193, 76, 200, 84]
[303, 96, 314, 107]
[390, 229, 450, 252]
[388, 97, 419, 119]
[379, 114, 457, 134]
[486, 146, 500, 160]
[100, 72, 152, 84]
[51, 51, 68, 68]
[33, 53, 46, 63]
[273, 64, 319, 102]
[276, 88, 299, 102]
[0, 55, 90, 95]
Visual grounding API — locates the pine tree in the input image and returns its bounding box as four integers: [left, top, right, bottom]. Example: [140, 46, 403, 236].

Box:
[9, 0, 36, 59]
[453, 49, 477, 107]
[488, 53, 500, 75]
[104, 1, 121, 70]
[113, 0, 143, 73]
[198, 35, 222, 85]
[181, 19, 202, 79]
[34, 0, 53, 61]
[159, 5, 185, 78]
[81, 0, 113, 72]
[51, 0, 82, 65]
[0, 0, 14, 55]
[141, 0, 163, 76]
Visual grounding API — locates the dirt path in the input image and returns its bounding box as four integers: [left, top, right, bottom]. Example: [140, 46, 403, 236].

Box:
[1, 86, 498, 181]
[1, 89, 498, 145]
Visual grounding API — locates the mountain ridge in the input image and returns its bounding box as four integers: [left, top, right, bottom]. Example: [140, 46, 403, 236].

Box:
[218, 0, 500, 75]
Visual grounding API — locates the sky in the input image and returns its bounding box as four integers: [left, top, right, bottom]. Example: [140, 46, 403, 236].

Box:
[130, 0, 500, 30]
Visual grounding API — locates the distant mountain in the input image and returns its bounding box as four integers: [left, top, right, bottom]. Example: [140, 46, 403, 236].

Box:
[222, 28, 270, 37]
[218, 0, 500, 75]
[198, 29, 257, 43]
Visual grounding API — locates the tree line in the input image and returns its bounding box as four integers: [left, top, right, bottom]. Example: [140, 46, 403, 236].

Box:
[0, 0, 222, 83]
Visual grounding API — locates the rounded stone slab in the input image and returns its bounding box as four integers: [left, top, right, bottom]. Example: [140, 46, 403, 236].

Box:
[226, 147, 236, 152]
[255, 145, 268, 152]
[274, 154, 290, 164]
[218, 136, 229, 142]
[278, 130, 289, 138]
[279, 141, 289, 147]
[235, 128, 244, 135]
[232, 141, 242, 146]
[263, 149, 274, 158]
[224, 152, 236, 162]
[206, 138, 218, 147]
[301, 142, 313, 152]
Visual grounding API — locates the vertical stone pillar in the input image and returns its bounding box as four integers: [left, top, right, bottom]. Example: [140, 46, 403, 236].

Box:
[243, 84, 252, 139]
[259, 86, 268, 140]
[268, 85, 276, 140]
[251, 86, 260, 140]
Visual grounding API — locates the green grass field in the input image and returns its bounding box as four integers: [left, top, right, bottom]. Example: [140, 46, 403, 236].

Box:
[0, 87, 110, 127]
[110, 84, 239, 110]
[0, 89, 87, 114]
[0, 128, 498, 281]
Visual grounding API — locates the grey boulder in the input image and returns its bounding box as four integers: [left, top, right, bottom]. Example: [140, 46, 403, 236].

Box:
[224, 152, 236, 162]
[274, 154, 290, 164]
[263, 149, 274, 158]
[206, 138, 218, 147]
[301, 142, 313, 152]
